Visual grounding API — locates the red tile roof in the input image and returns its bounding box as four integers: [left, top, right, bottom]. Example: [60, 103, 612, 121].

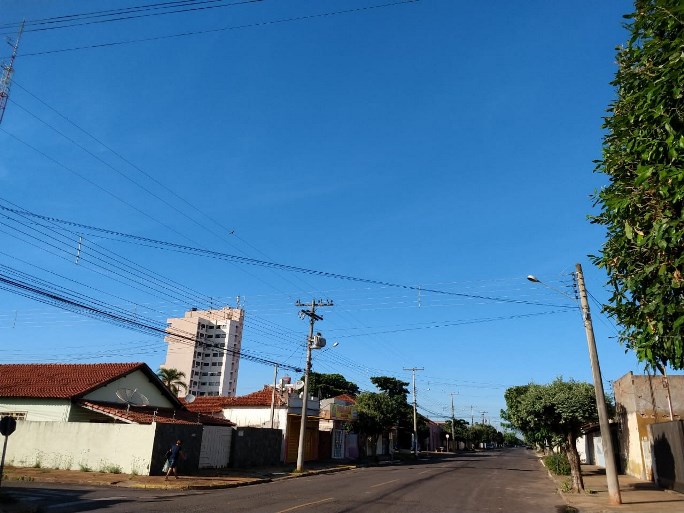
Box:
[79, 401, 234, 426]
[335, 394, 356, 404]
[0, 363, 146, 399]
[185, 386, 288, 414]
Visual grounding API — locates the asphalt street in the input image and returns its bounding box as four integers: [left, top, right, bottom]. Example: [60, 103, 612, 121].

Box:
[4, 448, 567, 513]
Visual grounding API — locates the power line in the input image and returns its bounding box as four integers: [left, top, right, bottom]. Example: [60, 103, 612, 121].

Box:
[0, 266, 302, 372]
[19, 1, 421, 57]
[0, 0, 264, 34]
[0, 203, 576, 310]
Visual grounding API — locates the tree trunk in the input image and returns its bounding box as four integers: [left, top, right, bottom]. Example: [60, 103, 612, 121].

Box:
[566, 432, 585, 492]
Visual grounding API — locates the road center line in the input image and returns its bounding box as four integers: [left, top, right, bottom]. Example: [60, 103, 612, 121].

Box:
[369, 479, 399, 488]
[276, 497, 334, 513]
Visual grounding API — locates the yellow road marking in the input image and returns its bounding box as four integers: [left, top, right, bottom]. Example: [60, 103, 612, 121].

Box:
[369, 478, 399, 488]
[276, 498, 334, 513]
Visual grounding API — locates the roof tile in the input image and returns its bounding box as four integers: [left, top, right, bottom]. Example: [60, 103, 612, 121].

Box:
[0, 363, 145, 399]
[185, 386, 288, 413]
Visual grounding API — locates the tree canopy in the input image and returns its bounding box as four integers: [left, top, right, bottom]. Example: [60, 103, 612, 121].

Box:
[157, 367, 188, 397]
[305, 372, 359, 399]
[502, 378, 602, 492]
[591, 0, 684, 370]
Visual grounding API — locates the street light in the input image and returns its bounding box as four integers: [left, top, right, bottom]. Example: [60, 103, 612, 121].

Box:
[528, 264, 622, 505]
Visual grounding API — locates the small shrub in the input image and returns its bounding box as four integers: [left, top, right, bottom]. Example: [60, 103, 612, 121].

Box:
[99, 464, 122, 474]
[544, 452, 571, 476]
[79, 464, 92, 472]
[32, 461, 42, 469]
[559, 478, 573, 493]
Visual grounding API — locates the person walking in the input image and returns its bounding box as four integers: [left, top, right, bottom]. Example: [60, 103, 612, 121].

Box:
[164, 440, 185, 480]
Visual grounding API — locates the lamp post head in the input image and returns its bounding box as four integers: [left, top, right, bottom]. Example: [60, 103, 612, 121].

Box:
[527, 275, 540, 283]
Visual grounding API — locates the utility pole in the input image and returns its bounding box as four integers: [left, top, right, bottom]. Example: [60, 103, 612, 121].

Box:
[481, 411, 488, 425]
[295, 299, 333, 472]
[404, 367, 423, 457]
[450, 392, 457, 452]
[0, 21, 24, 125]
[576, 263, 621, 505]
[270, 364, 278, 429]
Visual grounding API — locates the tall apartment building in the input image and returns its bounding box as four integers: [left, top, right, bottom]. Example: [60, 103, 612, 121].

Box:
[163, 307, 244, 397]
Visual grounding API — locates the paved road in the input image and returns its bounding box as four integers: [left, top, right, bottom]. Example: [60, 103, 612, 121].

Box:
[4, 448, 566, 513]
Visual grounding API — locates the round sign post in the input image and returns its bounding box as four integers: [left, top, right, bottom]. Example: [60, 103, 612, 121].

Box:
[0, 416, 17, 489]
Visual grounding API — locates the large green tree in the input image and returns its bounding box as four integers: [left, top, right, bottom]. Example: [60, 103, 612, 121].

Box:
[502, 379, 603, 493]
[354, 376, 412, 456]
[591, 0, 684, 370]
[305, 372, 359, 399]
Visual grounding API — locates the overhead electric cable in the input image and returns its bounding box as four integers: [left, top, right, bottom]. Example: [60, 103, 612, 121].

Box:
[0, 267, 302, 372]
[0, 0, 264, 34]
[20, 1, 421, 56]
[0, 204, 575, 309]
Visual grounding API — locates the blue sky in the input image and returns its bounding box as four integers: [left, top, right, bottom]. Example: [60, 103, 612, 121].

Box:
[0, 0, 661, 427]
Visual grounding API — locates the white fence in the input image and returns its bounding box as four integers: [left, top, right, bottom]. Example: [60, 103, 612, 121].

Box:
[3, 421, 156, 475]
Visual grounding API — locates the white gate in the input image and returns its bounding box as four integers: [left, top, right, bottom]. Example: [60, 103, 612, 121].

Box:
[199, 426, 232, 468]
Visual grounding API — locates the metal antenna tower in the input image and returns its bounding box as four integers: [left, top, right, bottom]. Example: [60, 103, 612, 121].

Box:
[0, 21, 24, 125]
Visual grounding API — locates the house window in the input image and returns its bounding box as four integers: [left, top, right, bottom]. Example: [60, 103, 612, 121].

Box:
[202, 363, 209, 367]
[207, 335, 213, 339]
[211, 362, 218, 366]
[201, 382, 207, 386]
[212, 353, 219, 357]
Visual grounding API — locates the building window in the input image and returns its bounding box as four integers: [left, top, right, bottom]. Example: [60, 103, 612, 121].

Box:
[202, 363, 209, 367]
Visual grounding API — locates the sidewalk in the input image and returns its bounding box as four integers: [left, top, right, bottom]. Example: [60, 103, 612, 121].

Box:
[548, 464, 684, 513]
[0, 461, 356, 491]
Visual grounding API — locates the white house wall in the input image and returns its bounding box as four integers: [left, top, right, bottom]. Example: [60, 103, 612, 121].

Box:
[0, 399, 71, 422]
[4, 421, 157, 474]
[83, 369, 175, 408]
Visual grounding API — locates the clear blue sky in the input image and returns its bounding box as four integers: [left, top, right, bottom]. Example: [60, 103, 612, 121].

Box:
[1, 0, 661, 427]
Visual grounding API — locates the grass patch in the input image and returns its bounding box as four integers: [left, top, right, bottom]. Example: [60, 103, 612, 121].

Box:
[79, 464, 92, 472]
[99, 464, 122, 474]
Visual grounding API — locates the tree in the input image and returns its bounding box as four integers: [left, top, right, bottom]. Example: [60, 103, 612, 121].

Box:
[157, 367, 188, 397]
[354, 376, 412, 457]
[370, 376, 409, 399]
[442, 418, 469, 447]
[591, 0, 684, 370]
[305, 372, 359, 399]
[502, 378, 604, 493]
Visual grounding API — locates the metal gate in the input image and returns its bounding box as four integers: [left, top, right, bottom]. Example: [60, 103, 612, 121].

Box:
[199, 426, 232, 468]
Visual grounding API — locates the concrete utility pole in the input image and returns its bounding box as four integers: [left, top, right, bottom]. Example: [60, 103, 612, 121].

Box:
[295, 299, 333, 472]
[404, 367, 423, 457]
[450, 393, 457, 451]
[575, 263, 622, 505]
[0, 21, 24, 125]
[270, 364, 278, 429]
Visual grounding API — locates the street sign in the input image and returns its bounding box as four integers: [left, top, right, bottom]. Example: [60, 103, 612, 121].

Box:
[0, 416, 16, 437]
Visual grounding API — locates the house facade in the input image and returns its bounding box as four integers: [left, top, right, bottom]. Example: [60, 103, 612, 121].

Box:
[319, 394, 358, 459]
[0, 362, 234, 474]
[613, 371, 684, 480]
[187, 385, 320, 463]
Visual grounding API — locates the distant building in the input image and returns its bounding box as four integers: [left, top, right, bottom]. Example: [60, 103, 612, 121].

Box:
[163, 307, 244, 397]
